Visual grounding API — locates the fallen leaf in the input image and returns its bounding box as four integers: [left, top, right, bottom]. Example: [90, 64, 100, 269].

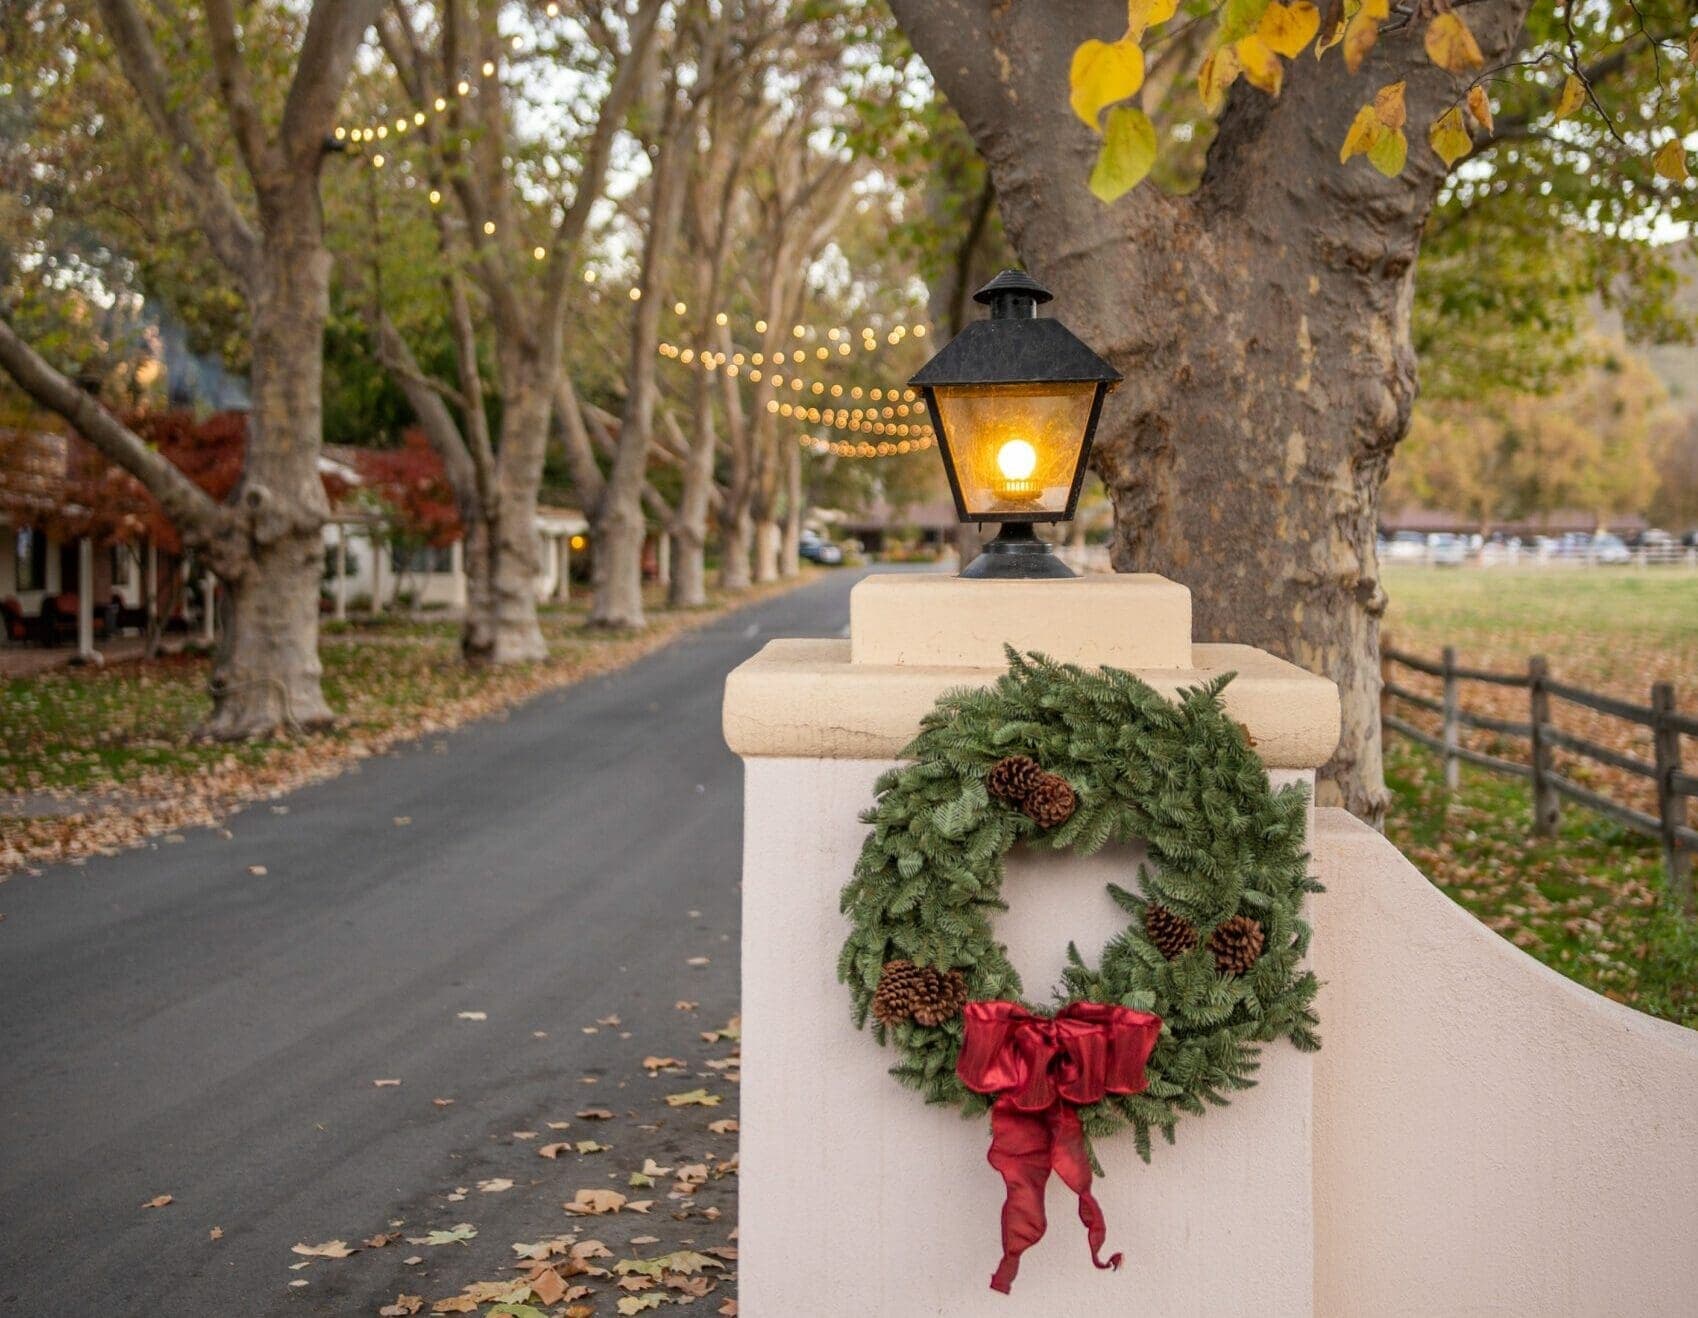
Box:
[456, 1011, 487, 1021]
[617, 1296, 665, 1315]
[365, 1232, 400, 1248]
[292, 1240, 357, 1259]
[718, 1301, 737, 1316]
[675, 1001, 697, 1011]
[379, 1297, 424, 1317]
[411, 1223, 477, 1247]
[529, 1268, 569, 1305]
[433, 1097, 455, 1107]
[596, 1014, 621, 1027]
[708, 1119, 739, 1134]
[141, 1194, 173, 1210]
[479, 1178, 515, 1193]
[430, 1296, 477, 1314]
[564, 1189, 628, 1216]
[686, 956, 710, 966]
[394, 816, 412, 826]
[575, 1140, 610, 1154]
[642, 1056, 686, 1071]
[539, 1143, 572, 1159]
[577, 1108, 614, 1120]
[666, 1089, 721, 1108]
[208, 1226, 223, 1241]
[374, 1078, 402, 1088]
[511, 1130, 538, 1140]
[247, 864, 267, 876]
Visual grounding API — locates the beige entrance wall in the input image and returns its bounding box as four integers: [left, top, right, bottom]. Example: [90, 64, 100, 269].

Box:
[723, 572, 1698, 1316]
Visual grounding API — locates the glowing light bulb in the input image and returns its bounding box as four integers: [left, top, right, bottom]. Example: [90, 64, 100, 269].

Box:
[994, 438, 1040, 503]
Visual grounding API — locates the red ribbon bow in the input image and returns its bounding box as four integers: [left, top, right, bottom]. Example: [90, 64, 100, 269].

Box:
[955, 1000, 1162, 1294]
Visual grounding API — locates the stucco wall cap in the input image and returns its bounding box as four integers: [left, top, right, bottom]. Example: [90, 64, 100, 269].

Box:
[723, 637, 1341, 768]
[849, 572, 1192, 669]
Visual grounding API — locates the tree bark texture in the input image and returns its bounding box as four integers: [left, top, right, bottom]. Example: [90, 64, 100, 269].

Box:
[887, 0, 1534, 821]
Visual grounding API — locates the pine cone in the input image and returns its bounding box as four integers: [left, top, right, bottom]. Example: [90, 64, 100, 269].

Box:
[872, 959, 926, 1025]
[911, 967, 970, 1027]
[1021, 772, 1077, 829]
[987, 755, 1044, 806]
[1208, 915, 1266, 976]
[1144, 903, 1199, 960]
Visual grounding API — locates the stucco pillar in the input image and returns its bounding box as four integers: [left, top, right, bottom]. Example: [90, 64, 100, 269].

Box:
[723, 574, 1340, 1317]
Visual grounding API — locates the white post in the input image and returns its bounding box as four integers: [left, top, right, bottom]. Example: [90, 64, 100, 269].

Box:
[450, 537, 466, 609]
[371, 530, 385, 616]
[201, 570, 216, 643]
[77, 537, 95, 660]
[723, 576, 1334, 1317]
[334, 522, 348, 622]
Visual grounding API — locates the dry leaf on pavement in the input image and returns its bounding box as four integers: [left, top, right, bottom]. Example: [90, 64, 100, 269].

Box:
[141, 1194, 173, 1209]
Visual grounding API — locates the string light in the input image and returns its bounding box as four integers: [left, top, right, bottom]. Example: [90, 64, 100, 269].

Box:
[800, 433, 934, 459]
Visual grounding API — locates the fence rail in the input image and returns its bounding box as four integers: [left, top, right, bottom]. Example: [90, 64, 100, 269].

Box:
[1381, 645, 1695, 914]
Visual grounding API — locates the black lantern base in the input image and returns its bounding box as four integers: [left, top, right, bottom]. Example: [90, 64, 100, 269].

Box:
[959, 523, 1077, 579]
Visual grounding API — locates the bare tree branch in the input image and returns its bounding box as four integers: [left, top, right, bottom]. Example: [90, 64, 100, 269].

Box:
[279, 0, 384, 173]
[203, 0, 279, 185]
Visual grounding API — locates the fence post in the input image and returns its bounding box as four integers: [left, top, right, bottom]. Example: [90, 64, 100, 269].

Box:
[1442, 645, 1460, 792]
[1528, 655, 1559, 836]
[1652, 683, 1693, 917]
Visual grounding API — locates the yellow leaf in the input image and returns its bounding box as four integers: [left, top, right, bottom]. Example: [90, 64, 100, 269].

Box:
[1089, 105, 1160, 201]
[1235, 34, 1285, 95]
[1258, 1, 1320, 58]
[1429, 106, 1472, 167]
[1199, 45, 1243, 114]
[1340, 102, 1384, 163]
[1343, 0, 1388, 73]
[1554, 73, 1586, 120]
[1654, 138, 1691, 182]
[1367, 126, 1408, 176]
[1127, 0, 1179, 39]
[1373, 79, 1407, 131]
[1423, 12, 1484, 73]
[1219, 0, 1273, 44]
[1070, 37, 1146, 130]
[1466, 85, 1494, 134]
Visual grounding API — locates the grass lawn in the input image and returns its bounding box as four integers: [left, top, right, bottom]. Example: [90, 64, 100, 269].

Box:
[1, 577, 808, 872]
[1380, 565, 1698, 1028]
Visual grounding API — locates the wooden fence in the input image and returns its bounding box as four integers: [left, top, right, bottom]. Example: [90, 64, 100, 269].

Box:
[1381, 645, 1696, 914]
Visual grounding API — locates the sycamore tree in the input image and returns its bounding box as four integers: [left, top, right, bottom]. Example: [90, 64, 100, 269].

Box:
[368, 0, 665, 655]
[885, 0, 1697, 818]
[0, 0, 380, 737]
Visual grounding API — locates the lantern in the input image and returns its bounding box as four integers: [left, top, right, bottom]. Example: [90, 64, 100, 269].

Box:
[910, 270, 1121, 578]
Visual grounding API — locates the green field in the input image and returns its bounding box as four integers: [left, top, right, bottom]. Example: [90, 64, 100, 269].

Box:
[1379, 565, 1698, 1027]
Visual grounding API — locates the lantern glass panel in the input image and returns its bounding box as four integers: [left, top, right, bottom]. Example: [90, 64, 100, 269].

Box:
[932, 381, 1098, 519]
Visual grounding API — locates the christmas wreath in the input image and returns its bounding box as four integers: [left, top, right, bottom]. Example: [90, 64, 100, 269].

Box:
[837, 650, 1320, 1293]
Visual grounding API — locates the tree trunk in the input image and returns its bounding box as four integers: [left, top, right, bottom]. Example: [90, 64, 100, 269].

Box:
[590, 495, 648, 628]
[719, 508, 753, 590]
[669, 526, 708, 608]
[887, 0, 1535, 821]
[202, 210, 334, 737]
[752, 518, 781, 584]
[483, 380, 550, 662]
[459, 510, 497, 659]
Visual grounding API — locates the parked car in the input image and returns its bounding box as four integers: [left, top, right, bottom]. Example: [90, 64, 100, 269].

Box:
[1380, 531, 1428, 562]
[1426, 533, 1468, 566]
[799, 535, 844, 566]
[1590, 531, 1631, 564]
